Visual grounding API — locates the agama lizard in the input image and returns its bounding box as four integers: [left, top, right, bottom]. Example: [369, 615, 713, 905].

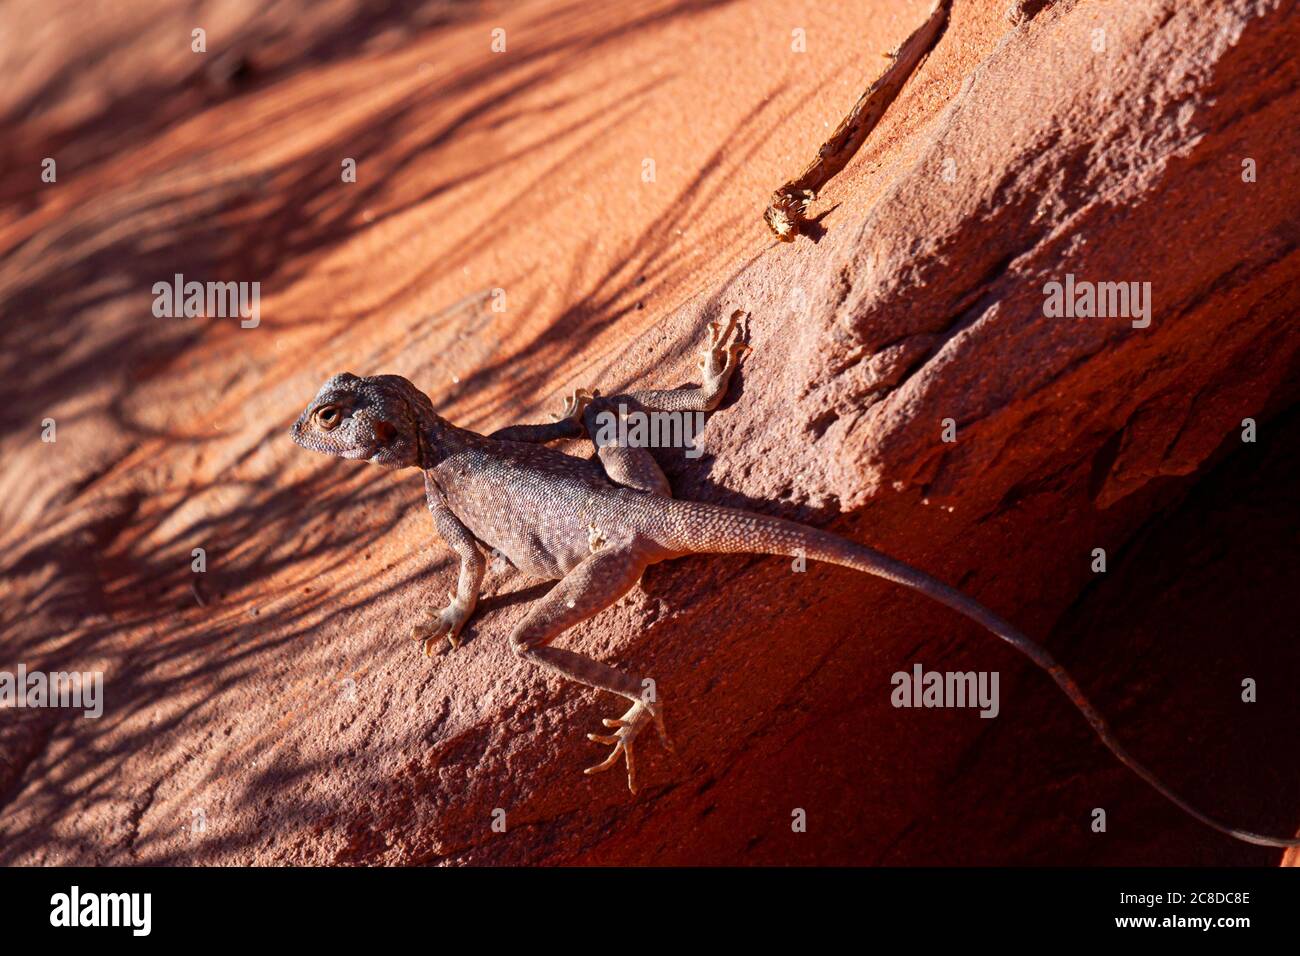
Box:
[290, 311, 1299, 848]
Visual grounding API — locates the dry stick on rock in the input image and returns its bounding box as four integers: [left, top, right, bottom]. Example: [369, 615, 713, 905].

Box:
[1006, 0, 1054, 26]
[764, 0, 952, 242]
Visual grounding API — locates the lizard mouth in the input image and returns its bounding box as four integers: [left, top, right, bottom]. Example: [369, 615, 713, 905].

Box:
[287, 421, 369, 460]
[360, 442, 404, 467]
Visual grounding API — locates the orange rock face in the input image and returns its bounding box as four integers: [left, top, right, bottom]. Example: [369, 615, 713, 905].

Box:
[1, 0, 1296, 864]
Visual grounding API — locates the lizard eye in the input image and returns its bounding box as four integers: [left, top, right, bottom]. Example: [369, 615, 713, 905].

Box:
[315, 405, 343, 430]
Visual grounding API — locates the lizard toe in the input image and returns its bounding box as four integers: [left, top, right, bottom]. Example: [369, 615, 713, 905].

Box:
[583, 699, 664, 793]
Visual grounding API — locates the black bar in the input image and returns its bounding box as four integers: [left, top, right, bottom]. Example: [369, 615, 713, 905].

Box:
[1, 866, 1292, 942]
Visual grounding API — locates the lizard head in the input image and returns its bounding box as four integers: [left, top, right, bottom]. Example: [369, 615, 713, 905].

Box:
[290, 372, 432, 469]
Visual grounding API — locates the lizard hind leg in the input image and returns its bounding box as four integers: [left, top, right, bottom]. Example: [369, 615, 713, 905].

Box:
[579, 312, 751, 495]
[509, 544, 670, 793]
[583, 394, 674, 496]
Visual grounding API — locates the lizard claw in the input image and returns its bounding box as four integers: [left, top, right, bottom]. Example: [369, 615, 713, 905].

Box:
[583, 698, 671, 794]
[699, 310, 751, 390]
[550, 387, 597, 423]
[410, 599, 470, 657]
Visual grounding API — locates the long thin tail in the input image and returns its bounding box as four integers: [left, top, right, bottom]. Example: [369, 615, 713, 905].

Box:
[670, 500, 1300, 848]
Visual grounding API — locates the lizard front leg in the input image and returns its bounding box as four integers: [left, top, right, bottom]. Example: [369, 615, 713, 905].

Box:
[509, 544, 670, 793]
[413, 473, 485, 656]
[487, 387, 595, 443]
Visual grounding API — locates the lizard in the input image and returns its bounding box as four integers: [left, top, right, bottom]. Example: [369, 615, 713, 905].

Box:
[289, 310, 1299, 848]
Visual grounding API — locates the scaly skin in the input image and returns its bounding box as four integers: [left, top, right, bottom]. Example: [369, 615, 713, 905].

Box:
[289, 310, 1298, 847]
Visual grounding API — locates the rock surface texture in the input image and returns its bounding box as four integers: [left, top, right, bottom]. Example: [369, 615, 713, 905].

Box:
[1, 0, 1296, 865]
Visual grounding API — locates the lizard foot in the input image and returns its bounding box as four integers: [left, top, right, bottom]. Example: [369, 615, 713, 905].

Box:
[410, 596, 470, 657]
[550, 387, 597, 425]
[584, 698, 672, 794]
[700, 310, 750, 393]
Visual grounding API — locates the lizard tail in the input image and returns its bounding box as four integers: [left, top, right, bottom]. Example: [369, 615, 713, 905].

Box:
[668, 499, 1300, 848]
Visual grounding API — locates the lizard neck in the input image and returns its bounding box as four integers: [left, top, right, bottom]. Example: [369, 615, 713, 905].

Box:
[362, 374, 482, 471]
[411, 408, 477, 470]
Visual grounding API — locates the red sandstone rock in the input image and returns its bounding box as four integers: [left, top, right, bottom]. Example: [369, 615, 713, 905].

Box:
[1, 0, 1296, 865]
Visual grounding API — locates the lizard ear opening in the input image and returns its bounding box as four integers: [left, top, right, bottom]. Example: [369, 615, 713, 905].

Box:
[373, 419, 396, 444]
